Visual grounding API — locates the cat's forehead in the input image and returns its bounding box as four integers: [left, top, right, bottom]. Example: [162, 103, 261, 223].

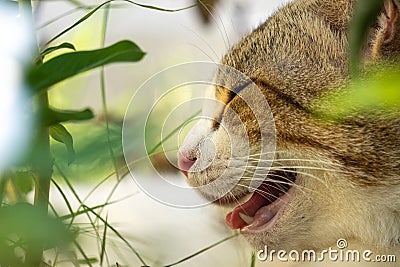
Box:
[217, 2, 349, 109]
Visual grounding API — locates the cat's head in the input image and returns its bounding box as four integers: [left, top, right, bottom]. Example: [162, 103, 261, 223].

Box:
[179, 0, 400, 253]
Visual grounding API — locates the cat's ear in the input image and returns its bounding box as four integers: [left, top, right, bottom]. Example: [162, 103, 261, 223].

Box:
[369, 0, 400, 60]
[315, 0, 353, 31]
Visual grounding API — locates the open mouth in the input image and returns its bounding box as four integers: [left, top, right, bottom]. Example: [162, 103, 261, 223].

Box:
[225, 170, 297, 233]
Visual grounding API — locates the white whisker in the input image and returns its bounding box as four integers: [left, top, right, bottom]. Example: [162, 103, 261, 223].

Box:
[181, 24, 220, 62]
[197, 0, 230, 50]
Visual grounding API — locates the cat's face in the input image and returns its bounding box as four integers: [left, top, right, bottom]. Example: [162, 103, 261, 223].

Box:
[179, 0, 400, 253]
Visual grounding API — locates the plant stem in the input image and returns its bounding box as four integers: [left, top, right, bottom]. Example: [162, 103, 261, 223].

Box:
[19, 0, 53, 265]
[33, 92, 52, 212]
[26, 110, 52, 265]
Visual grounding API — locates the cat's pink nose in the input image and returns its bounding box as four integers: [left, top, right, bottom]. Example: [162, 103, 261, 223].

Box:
[177, 152, 196, 177]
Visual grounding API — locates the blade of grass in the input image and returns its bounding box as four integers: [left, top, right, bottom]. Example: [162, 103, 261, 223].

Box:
[91, 175, 126, 227]
[96, 110, 200, 227]
[147, 110, 201, 155]
[91, 1, 124, 227]
[81, 204, 147, 266]
[51, 178, 75, 221]
[73, 239, 95, 267]
[48, 197, 77, 267]
[100, 1, 120, 182]
[250, 252, 256, 267]
[37, 4, 126, 30]
[54, 163, 104, 258]
[38, 6, 89, 30]
[54, 163, 146, 265]
[77, 258, 99, 265]
[47, 193, 98, 267]
[108, 239, 130, 267]
[75, 224, 145, 253]
[100, 214, 109, 266]
[59, 193, 138, 220]
[163, 233, 239, 267]
[47, 201, 77, 266]
[81, 170, 129, 204]
[45, 0, 196, 46]
[51, 176, 136, 256]
[51, 248, 59, 267]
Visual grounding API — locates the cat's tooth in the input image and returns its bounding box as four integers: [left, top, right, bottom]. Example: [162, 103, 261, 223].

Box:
[239, 213, 254, 225]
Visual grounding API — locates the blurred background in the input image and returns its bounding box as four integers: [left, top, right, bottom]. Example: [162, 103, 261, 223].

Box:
[1, 0, 291, 266]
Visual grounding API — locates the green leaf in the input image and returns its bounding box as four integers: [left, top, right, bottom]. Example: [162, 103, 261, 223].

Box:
[29, 40, 145, 92]
[50, 123, 75, 163]
[51, 122, 123, 180]
[100, 214, 108, 265]
[313, 67, 400, 120]
[40, 42, 76, 58]
[44, 107, 94, 126]
[349, 0, 384, 76]
[14, 171, 34, 194]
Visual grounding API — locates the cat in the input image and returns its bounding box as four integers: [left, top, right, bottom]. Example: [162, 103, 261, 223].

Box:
[178, 0, 400, 265]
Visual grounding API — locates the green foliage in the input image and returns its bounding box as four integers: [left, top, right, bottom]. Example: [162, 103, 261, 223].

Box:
[52, 123, 124, 180]
[0, 203, 72, 266]
[315, 1, 400, 120]
[349, 0, 384, 75]
[38, 42, 76, 61]
[1, 0, 216, 265]
[14, 171, 34, 195]
[28, 40, 145, 92]
[1, 0, 155, 264]
[12, 0, 400, 266]
[43, 107, 94, 126]
[314, 66, 400, 120]
[50, 123, 75, 163]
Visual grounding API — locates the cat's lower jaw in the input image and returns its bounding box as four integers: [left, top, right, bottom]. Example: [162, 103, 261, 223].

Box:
[224, 172, 297, 232]
[241, 187, 295, 234]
